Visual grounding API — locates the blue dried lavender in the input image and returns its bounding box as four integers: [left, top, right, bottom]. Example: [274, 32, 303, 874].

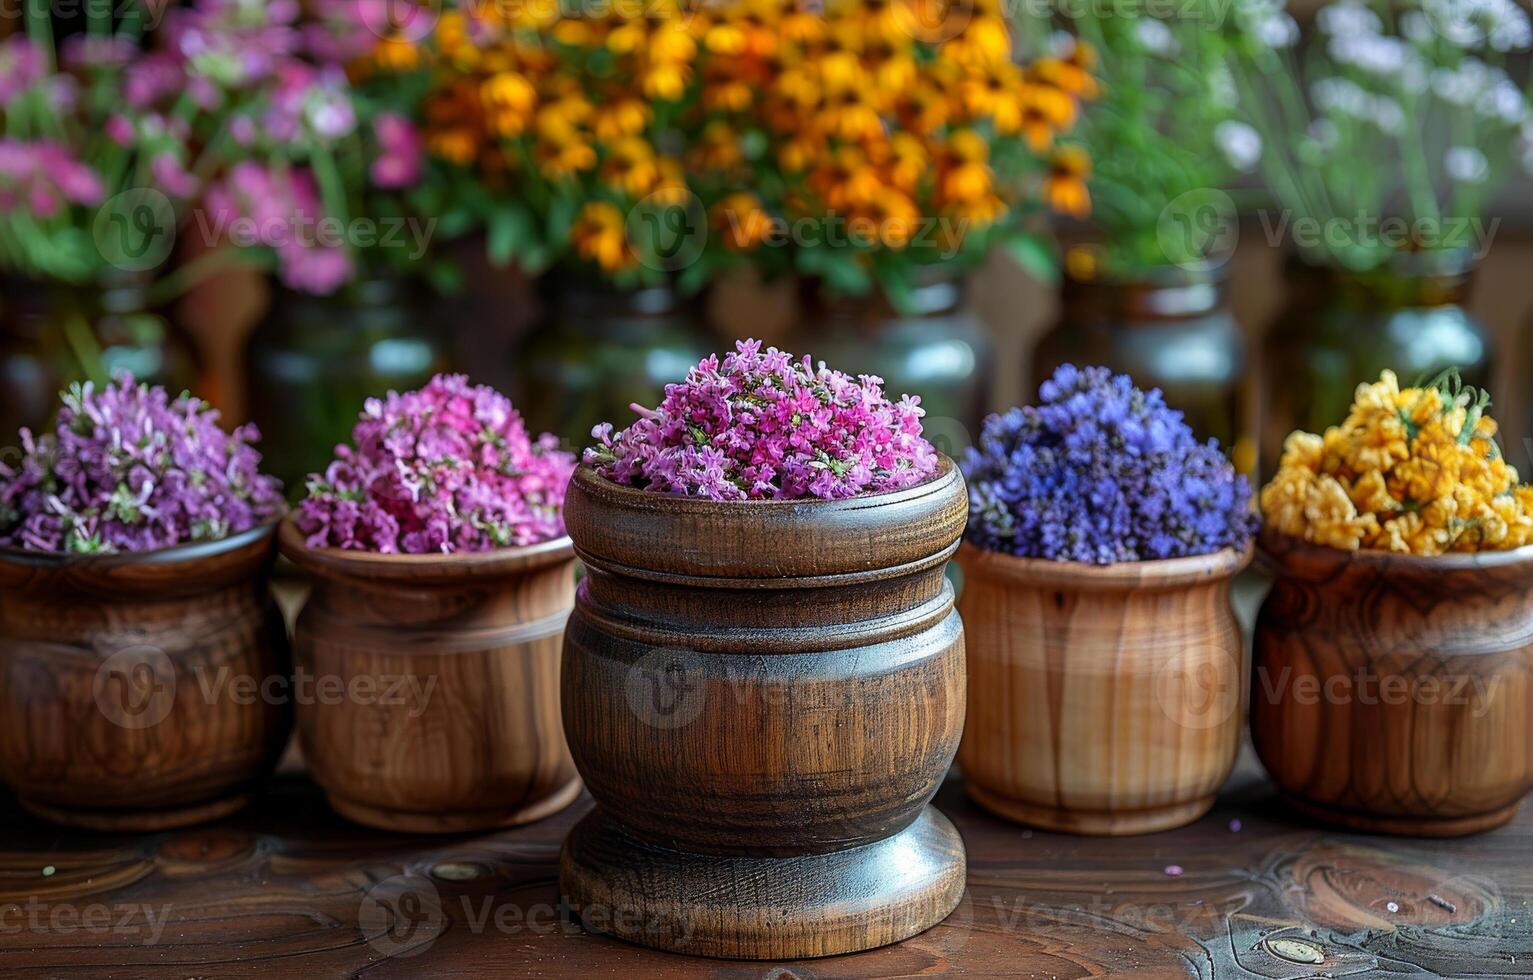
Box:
[961, 364, 1256, 564]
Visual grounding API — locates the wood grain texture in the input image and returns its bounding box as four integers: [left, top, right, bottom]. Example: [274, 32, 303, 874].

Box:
[956, 542, 1252, 835]
[280, 520, 579, 833]
[0, 524, 290, 830]
[7, 748, 1533, 979]
[1253, 529, 1533, 836]
[557, 458, 969, 958]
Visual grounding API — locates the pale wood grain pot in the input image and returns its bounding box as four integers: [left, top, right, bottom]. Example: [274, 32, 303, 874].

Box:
[280, 520, 579, 833]
[559, 457, 969, 959]
[1253, 529, 1533, 836]
[957, 541, 1252, 835]
[0, 524, 291, 830]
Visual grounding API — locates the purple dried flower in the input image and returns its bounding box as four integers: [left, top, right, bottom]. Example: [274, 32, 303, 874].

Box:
[961, 365, 1256, 564]
[585, 339, 940, 501]
[0, 376, 284, 555]
[295, 375, 576, 554]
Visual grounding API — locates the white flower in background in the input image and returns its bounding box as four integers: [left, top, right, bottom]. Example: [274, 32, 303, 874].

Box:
[1374, 95, 1406, 134]
[1478, 78, 1528, 123]
[1329, 33, 1410, 75]
[1208, 63, 1238, 108]
[1422, 0, 1533, 52]
[1215, 120, 1263, 170]
[1402, 11, 1434, 43]
[1135, 18, 1178, 57]
[1258, 12, 1300, 48]
[1431, 58, 1495, 105]
[1317, 1, 1382, 36]
[1311, 77, 1374, 117]
[1308, 118, 1340, 151]
[1446, 146, 1490, 183]
[1050, 30, 1077, 58]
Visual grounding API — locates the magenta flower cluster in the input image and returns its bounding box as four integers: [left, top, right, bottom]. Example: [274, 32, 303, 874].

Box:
[586, 339, 940, 500]
[295, 375, 575, 554]
[0, 377, 284, 554]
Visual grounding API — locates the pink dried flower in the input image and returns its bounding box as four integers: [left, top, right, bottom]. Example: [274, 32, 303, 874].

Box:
[586, 339, 940, 501]
[0, 140, 105, 218]
[0, 376, 284, 554]
[296, 375, 576, 554]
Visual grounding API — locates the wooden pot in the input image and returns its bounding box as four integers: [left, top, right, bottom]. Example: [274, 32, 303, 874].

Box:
[558, 458, 969, 959]
[0, 525, 290, 830]
[280, 520, 579, 833]
[1253, 530, 1533, 836]
[956, 542, 1252, 835]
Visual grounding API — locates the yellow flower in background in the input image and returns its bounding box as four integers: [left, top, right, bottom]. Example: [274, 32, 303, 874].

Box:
[601, 137, 661, 197]
[712, 193, 774, 250]
[482, 71, 537, 136]
[592, 98, 651, 143]
[1044, 146, 1091, 218]
[572, 201, 634, 271]
[1260, 370, 1533, 555]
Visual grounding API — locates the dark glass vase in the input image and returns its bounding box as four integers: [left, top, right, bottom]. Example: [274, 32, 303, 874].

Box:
[794, 272, 993, 456]
[1258, 253, 1491, 479]
[1033, 264, 1251, 466]
[245, 278, 448, 496]
[514, 279, 712, 448]
[0, 274, 197, 441]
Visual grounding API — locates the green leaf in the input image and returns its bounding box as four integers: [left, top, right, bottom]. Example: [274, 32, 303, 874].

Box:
[1005, 233, 1059, 285]
[487, 205, 532, 267]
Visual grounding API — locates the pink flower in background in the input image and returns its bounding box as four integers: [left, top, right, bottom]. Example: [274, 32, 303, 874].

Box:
[370, 113, 423, 188]
[203, 161, 353, 294]
[0, 36, 43, 102]
[104, 114, 136, 146]
[296, 376, 576, 554]
[150, 152, 200, 198]
[265, 62, 356, 142]
[0, 140, 105, 218]
[123, 51, 184, 108]
[61, 35, 137, 69]
[587, 340, 940, 500]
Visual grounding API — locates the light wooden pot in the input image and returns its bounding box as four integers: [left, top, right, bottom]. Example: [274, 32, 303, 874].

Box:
[956, 541, 1251, 835]
[280, 520, 579, 833]
[1253, 529, 1533, 836]
[559, 458, 968, 959]
[0, 525, 291, 830]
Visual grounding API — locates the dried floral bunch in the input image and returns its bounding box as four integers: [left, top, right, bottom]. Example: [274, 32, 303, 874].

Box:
[0, 376, 284, 554]
[963, 365, 1256, 564]
[1261, 370, 1533, 554]
[388, 0, 1089, 299]
[586, 339, 940, 500]
[296, 375, 575, 553]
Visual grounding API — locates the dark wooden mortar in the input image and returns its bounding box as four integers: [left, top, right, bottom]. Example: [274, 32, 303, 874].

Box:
[0, 524, 290, 830]
[559, 457, 969, 959]
[280, 520, 579, 833]
[1253, 529, 1533, 836]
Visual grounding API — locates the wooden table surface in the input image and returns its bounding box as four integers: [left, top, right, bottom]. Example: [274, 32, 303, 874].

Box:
[2, 742, 1531, 979]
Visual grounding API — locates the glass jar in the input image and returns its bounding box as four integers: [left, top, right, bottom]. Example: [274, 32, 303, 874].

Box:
[794, 271, 993, 457]
[244, 278, 448, 495]
[514, 278, 713, 448]
[1258, 252, 1491, 479]
[0, 273, 197, 440]
[1033, 263, 1251, 466]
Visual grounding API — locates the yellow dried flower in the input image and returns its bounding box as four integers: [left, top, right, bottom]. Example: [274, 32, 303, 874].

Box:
[1261, 370, 1532, 555]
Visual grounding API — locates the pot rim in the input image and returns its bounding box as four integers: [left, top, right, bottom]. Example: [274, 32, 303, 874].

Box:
[957, 538, 1253, 591]
[0, 520, 277, 570]
[566, 455, 966, 581]
[1258, 526, 1533, 573]
[278, 515, 575, 583]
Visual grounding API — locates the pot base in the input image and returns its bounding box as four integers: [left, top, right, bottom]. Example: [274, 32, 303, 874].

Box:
[965, 783, 1215, 836]
[19, 792, 252, 831]
[325, 777, 583, 834]
[1281, 794, 1522, 838]
[560, 803, 966, 959]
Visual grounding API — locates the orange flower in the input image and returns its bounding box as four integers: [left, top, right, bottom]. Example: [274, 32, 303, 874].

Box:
[1044, 146, 1091, 218]
[712, 193, 775, 250]
[572, 201, 634, 271]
